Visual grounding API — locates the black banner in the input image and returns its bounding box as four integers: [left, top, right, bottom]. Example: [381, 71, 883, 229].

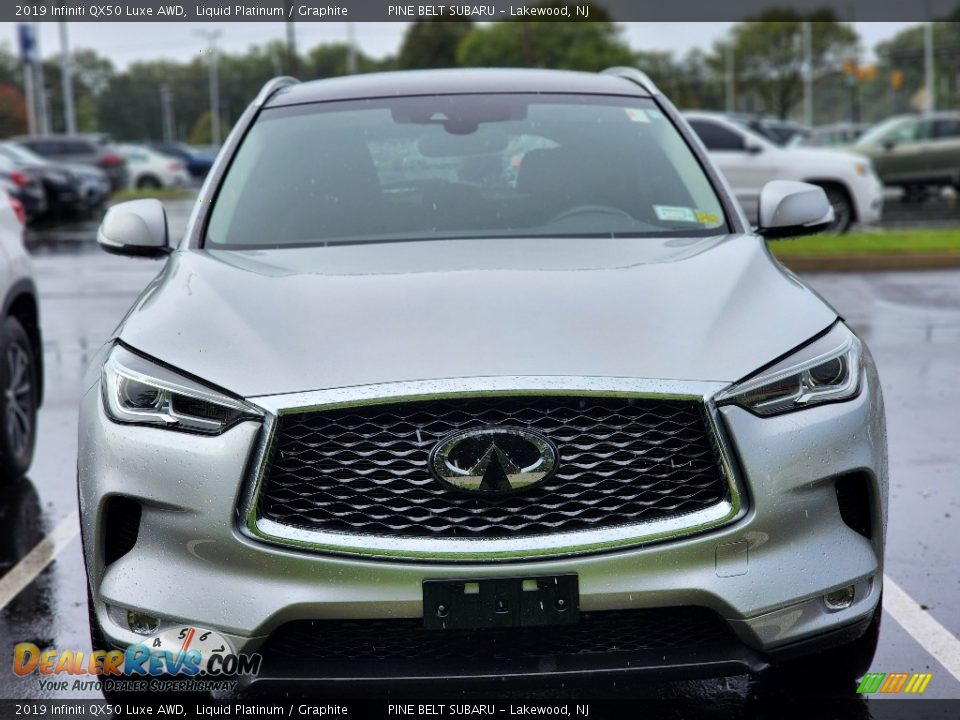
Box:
[1, 699, 960, 720]
[5, 0, 960, 23]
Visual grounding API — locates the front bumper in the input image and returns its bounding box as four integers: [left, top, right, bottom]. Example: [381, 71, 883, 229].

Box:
[852, 174, 884, 225]
[78, 365, 886, 681]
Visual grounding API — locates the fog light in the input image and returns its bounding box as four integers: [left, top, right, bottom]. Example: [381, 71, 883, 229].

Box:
[824, 585, 856, 611]
[126, 610, 161, 636]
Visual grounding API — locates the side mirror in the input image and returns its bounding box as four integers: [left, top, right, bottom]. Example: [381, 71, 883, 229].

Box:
[97, 199, 171, 258]
[745, 142, 764, 155]
[757, 180, 834, 239]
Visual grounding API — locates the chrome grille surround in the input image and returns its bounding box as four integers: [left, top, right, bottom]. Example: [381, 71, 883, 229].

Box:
[239, 377, 745, 562]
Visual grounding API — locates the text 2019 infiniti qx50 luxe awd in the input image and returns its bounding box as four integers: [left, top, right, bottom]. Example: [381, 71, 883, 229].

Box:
[79, 68, 887, 694]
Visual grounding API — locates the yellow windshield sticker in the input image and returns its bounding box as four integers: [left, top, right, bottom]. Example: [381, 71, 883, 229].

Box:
[695, 210, 720, 225]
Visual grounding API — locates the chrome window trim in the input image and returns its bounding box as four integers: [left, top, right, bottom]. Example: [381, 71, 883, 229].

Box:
[238, 376, 746, 562]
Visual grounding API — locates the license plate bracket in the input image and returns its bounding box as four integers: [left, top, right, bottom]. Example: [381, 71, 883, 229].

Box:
[423, 575, 579, 630]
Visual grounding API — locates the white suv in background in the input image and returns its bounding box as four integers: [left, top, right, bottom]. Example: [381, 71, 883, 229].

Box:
[0, 188, 42, 481]
[686, 112, 883, 233]
[116, 144, 190, 190]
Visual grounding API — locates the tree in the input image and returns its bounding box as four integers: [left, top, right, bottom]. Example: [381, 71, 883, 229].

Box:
[722, 10, 859, 119]
[874, 22, 960, 114]
[188, 110, 217, 145]
[0, 43, 26, 136]
[303, 43, 382, 79]
[397, 20, 473, 69]
[457, 3, 631, 71]
[0, 83, 26, 137]
[41, 49, 116, 133]
[97, 59, 205, 140]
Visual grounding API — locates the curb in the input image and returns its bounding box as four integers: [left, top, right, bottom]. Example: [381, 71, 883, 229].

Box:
[775, 253, 960, 272]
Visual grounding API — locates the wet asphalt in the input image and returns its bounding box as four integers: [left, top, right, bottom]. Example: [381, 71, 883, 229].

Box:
[0, 196, 958, 712]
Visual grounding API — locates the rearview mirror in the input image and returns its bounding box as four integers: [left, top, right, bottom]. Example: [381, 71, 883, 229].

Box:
[97, 199, 171, 258]
[757, 180, 834, 239]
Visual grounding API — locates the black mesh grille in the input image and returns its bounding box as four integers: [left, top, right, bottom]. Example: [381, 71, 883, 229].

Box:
[257, 396, 729, 538]
[259, 607, 733, 663]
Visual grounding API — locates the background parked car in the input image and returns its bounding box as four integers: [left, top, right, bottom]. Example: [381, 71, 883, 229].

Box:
[729, 115, 811, 146]
[117, 144, 189, 189]
[68, 164, 111, 210]
[144, 141, 215, 179]
[0, 155, 46, 223]
[789, 123, 868, 148]
[848, 112, 960, 199]
[0, 186, 42, 481]
[0, 142, 87, 217]
[12, 134, 128, 193]
[685, 112, 882, 233]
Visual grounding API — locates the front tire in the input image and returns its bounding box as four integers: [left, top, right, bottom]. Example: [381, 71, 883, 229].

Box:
[816, 184, 854, 234]
[0, 317, 37, 481]
[756, 598, 882, 697]
[136, 175, 162, 190]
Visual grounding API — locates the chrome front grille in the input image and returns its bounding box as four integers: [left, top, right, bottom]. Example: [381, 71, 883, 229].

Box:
[254, 394, 731, 546]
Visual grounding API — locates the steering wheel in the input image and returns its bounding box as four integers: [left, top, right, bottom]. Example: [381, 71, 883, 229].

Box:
[550, 204, 635, 224]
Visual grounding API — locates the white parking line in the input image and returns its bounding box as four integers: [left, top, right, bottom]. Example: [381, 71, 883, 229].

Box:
[1, 515, 959, 686]
[883, 573, 960, 683]
[0, 510, 79, 609]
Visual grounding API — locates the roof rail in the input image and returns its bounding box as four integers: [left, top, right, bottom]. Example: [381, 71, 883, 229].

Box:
[601, 67, 660, 96]
[254, 76, 300, 107]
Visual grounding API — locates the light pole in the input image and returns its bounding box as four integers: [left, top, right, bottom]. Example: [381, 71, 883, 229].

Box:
[347, 22, 357, 75]
[33, 23, 49, 134]
[194, 29, 223, 147]
[924, 21, 935, 113]
[802, 21, 813, 127]
[59, 22, 76, 134]
[17, 24, 37, 135]
[160, 84, 175, 142]
[725, 43, 735, 113]
[285, 16, 297, 75]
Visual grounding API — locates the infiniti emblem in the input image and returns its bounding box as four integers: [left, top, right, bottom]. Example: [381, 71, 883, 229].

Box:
[429, 427, 558, 494]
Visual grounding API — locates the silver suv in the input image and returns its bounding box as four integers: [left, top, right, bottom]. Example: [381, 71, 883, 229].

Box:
[79, 69, 886, 695]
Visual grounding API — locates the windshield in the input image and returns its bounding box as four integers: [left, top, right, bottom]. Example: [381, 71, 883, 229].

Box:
[724, 118, 778, 148]
[205, 94, 727, 249]
[0, 143, 49, 165]
[856, 118, 909, 146]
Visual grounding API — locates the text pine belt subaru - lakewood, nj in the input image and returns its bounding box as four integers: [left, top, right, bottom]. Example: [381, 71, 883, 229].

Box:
[79, 67, 887, 695]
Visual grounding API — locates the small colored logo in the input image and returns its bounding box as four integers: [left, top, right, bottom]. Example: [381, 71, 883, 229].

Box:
[13, 626, 261, 679]
[857, 672, 933, 695]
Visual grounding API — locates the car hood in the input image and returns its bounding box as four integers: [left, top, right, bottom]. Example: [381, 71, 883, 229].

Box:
[117, 234, 837, 398]
[789, 146, 870, 167]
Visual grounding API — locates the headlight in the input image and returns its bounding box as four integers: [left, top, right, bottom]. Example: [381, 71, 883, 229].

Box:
[715, 323, 863, 417]
[102, 344, 261, 434]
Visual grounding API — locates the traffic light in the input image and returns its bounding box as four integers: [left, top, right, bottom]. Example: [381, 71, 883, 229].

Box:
[891, 69, 904, 90]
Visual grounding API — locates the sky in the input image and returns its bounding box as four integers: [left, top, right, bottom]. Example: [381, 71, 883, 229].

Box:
[2, 21, 919, 67]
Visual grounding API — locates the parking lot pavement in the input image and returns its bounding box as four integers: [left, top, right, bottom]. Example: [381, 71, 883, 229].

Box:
[1, 208, 958, 707]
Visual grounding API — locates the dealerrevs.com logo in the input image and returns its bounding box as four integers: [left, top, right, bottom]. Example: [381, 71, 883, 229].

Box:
[13, 626, 262, 693]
